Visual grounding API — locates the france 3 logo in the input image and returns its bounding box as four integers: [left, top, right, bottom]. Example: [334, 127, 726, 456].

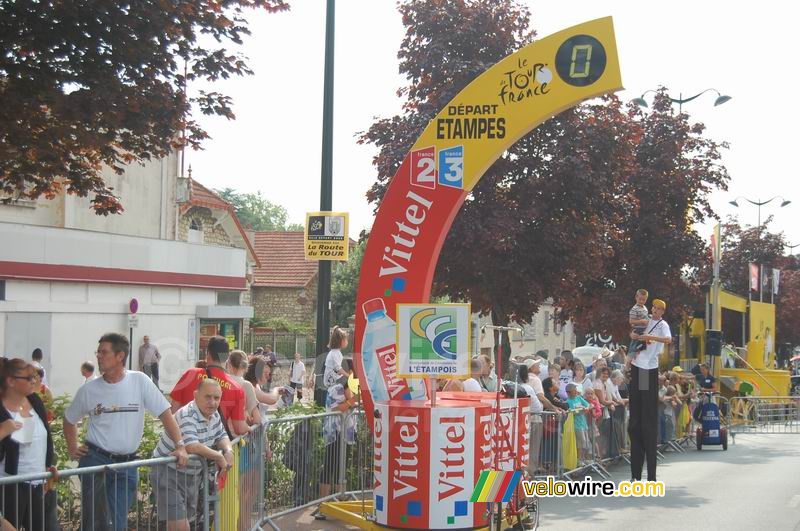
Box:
[409, 146, 464, 190]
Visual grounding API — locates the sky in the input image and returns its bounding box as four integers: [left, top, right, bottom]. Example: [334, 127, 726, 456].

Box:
[187, 0, 800, 248]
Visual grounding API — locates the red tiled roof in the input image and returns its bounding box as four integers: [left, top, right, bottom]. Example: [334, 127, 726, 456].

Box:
[252, 231, 318, 287]
[180, 179, 261, 267]
[185, 180, 232, 212]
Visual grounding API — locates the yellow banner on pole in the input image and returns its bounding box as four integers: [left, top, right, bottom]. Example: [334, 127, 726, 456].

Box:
[304, 211, 349, 261]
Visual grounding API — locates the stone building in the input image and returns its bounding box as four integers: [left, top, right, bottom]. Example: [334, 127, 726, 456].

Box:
[251, 231, 318, 327]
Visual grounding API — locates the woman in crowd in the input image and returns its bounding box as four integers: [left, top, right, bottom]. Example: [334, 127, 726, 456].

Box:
[319, 359, 357, 503]
[323, 327, 349, 389]
[572, 361, 591, 391]
[227, 350, 261, 531]
[540, 377, 568, 475]
[245, 355, 281, 407]
[609, 369, 628, 454]
[0, 358, 56, 531]
[227, 350, 261, 425]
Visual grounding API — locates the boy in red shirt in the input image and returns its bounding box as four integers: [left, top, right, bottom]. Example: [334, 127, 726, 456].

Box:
[170, 336, 250, 436]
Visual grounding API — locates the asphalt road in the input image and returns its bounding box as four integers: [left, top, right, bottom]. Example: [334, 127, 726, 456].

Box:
[270, 434, 800, 530]
[539, 433, 800, 531]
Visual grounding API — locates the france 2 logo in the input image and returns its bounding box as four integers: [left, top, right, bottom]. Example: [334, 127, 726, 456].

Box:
[409, 146, 464, 190]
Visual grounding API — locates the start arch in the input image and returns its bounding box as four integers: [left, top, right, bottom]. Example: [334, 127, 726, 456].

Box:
[354, 17, 623, 416]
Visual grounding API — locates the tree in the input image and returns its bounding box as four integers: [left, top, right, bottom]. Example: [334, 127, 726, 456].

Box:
[331, 238, 367, 326]
[719, 216, 786, 297]
[216, 188, 302, 231]
[0, 0, 288, 214]
[776, 270, 800, 346]
[560, 93, 730, 340]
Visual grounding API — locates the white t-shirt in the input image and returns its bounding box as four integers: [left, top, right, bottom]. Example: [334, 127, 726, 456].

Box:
[633, 319, 671, 370]
[528, 373, 544, 397]
[324, 349, 344, 388]
[521, 383, 544, 413]
[463, 378, 482, 392]
[0, 410, 48, 480]
[606, 380, 622, 402]
[291, 360, 306, 384]
[64, 371, 170, 455]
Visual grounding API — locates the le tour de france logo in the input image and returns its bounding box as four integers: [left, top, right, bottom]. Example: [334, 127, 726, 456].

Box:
[498, 33, 607, 105]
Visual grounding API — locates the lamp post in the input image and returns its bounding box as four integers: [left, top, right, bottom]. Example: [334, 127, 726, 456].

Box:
[728, 196, 792, 231]
[315, 0, 335, 372]
[786, 243, 800, 254]
[633, 88, 732, 114]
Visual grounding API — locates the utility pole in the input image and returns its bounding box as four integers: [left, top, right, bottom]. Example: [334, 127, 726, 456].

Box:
[315, 0, 336, 358]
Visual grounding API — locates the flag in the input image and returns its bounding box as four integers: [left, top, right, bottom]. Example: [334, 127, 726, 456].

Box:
[762, 267, 772, 295]
[773, 268, 780, 295]
[749, 263, 759, 292]
[711, 224, 722, 263]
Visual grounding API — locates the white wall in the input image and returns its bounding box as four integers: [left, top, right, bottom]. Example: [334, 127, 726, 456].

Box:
[0, 151, 178, 239]
[64, 153, 178, 239]
[0, 222, 247, 278]
[0, 279, 217, 396]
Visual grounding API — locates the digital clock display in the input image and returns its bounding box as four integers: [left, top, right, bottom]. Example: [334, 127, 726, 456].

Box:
[555, 34, 607, 87]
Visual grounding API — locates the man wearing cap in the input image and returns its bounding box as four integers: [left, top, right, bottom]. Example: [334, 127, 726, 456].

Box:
[629, 298, 672, 482]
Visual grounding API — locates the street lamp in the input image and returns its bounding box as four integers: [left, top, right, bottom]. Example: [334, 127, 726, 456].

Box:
[786, 242, 800, 254]
[633, 88, 732, 114]
[728, 196, 792, 230]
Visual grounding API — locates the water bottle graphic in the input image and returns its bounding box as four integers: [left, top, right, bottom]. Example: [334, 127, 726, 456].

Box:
[361, 298, 427, 401]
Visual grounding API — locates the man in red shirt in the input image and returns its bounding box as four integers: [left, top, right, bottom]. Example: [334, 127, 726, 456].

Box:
[170, 336, 250, 436]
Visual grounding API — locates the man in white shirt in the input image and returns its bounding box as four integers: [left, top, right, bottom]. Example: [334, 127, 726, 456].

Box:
[629, 299, 671, 482]
[64, 332, 188, 531]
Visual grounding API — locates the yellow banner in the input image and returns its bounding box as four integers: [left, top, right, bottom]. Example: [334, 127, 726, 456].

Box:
[304, 211, 349, 261]
[410, 17, 623, 192]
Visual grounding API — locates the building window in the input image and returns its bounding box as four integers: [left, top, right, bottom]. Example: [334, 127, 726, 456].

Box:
[188, 218, 204, 243]
[0, 280, 5, 301]
[543, 311, 550, 336]
[217, 291, 240, 306]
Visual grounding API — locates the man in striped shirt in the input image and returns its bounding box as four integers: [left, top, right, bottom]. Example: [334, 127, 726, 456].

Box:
[151, 378, 234, 530]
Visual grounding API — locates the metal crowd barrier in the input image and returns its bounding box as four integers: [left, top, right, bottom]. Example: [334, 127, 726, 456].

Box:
[0, 454, 215, 531]
[259, 408, 376, 530]
[531, 393, 712, 481]
[0, 416, 279, 531]
[727, 396, 800, 436]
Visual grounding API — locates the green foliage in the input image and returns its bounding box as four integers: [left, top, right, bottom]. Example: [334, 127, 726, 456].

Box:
[0, 0, 289, 214]
[263, 317, 313, 333]
[264, 403, 326, 511]
[331, 239, 367, 325]
[216, 188, 303, 231]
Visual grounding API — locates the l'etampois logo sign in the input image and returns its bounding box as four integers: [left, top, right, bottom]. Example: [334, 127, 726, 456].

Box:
[396, 303, 471, 379]
[470, 471, 523, 503]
